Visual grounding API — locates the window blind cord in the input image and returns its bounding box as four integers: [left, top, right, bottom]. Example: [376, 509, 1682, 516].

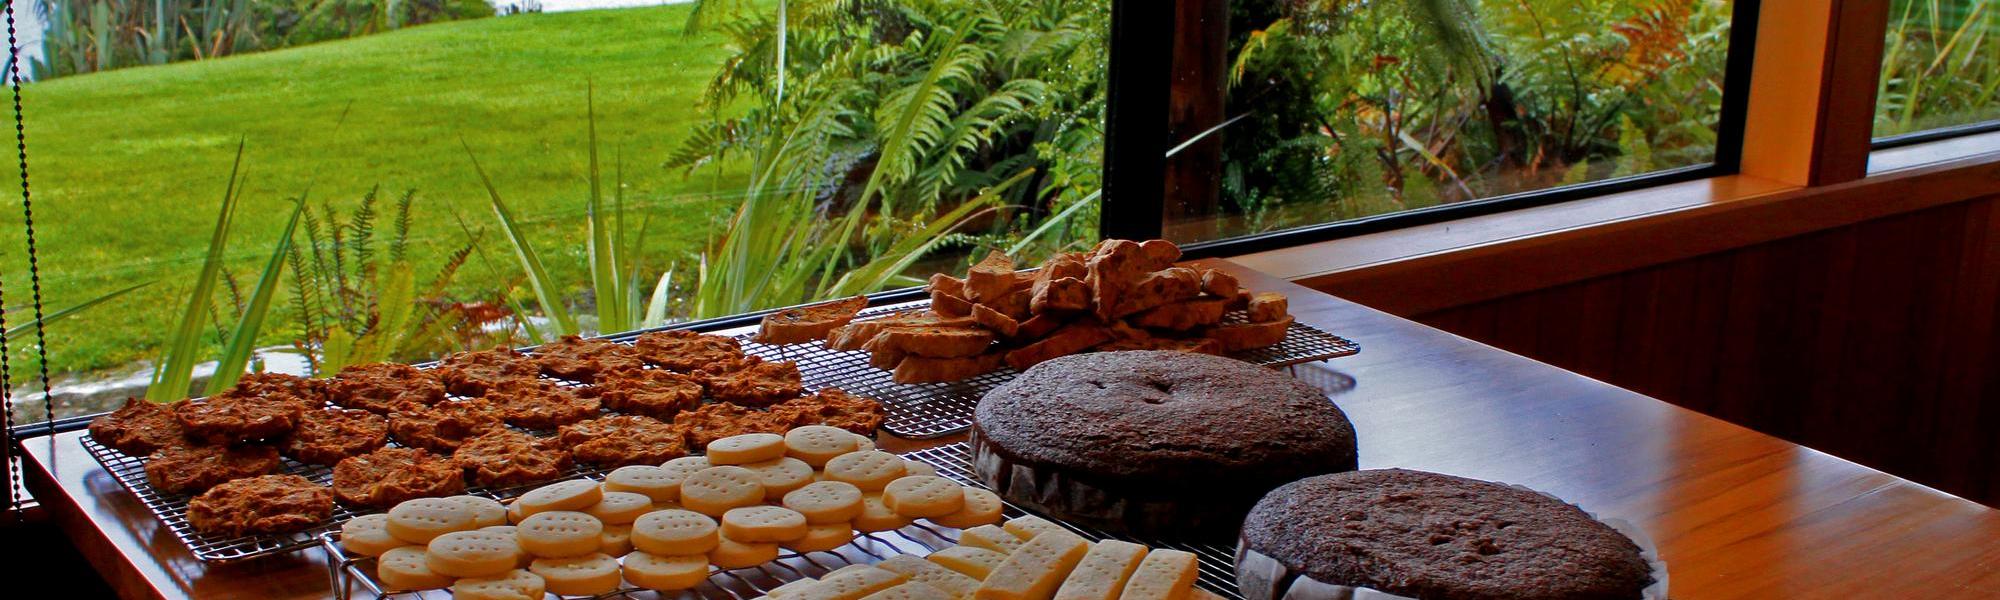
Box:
[3, 0, 53, 523]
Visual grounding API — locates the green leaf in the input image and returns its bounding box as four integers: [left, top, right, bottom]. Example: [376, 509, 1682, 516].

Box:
[204, 197, 307, 396]
[585, 85, 625, 332]
[372, 261, 419, 358]
[319, 328, 356, 377]
[3, 281, 152, 343]
[150, 141, 247, 402]
[464, 140, 580, 336]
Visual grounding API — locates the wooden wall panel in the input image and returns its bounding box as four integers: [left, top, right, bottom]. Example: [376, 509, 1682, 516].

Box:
[1405, 196, 2000, 506]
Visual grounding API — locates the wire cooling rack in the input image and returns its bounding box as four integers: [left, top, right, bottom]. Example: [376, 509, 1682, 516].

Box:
[721, 300, 1360, 439]
[322, 442, 1245, 600]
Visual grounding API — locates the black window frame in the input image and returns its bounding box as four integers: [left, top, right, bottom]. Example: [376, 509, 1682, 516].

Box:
[1099, 0, 1766, 260]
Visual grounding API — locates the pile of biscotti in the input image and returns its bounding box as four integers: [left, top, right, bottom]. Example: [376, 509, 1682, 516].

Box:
[755, 238, 1293, 385]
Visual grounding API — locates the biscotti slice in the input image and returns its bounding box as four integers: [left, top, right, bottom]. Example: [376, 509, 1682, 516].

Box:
[1197, 269, 1238, 299]
[971, 304, 1021, 337]
[876, 326, 996, 359]
[1096, 336, 1222, 356]
[1110, 268, 1202, 319]
[1052, 540, 1150, 600]
[1084, 240, 1148, 321]
[930, 545, 1010, 580]
[1004, 325, 1112, 371]
[928, 274, 968, 297]
[966, 251, 1017, 304]
[1030, 277, 1092, 315]
[758, 295, 869, 344]
[1012, 314, 1066, 341]
[1127, 298, 1227, 332]
[1245, 292, 1288, 323]
[878, 555, 982, 600]
[991, 288, 1034, 320]
[830, 312, 979, 351]
[893, 353, 1006, 385]
[1118, 549, 1197, 600]
[1202, 316, 1292, 352]
[974, 531, 1091, 600]
[1136, 240, 1181, 271]
[933, 288, 976, 318]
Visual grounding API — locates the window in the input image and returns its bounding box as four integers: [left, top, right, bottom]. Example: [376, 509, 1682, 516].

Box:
[1153, 0, 1745, 246]
[1873, 0, 2000, 142]
[6, 0, 1107, 423]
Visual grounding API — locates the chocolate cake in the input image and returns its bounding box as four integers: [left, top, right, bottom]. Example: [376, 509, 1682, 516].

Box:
[970, 350, 1357, 538]
[1235, 469, 1654, 600]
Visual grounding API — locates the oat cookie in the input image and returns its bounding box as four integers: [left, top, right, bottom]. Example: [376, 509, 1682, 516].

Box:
[144, 441, 281, 495]
[484, 379, 602, 429]
[389, 398, 505, 453]
[674, 402, 793, 448]
[332, 446, 466, 508]
[327, 362, 447, 414]
[438, 347, 542, 397]
[532, 335, 645, 383]
[187, 474, 333, 537]
[770, 388, 885, 435]
[88, 398, 186, 457]
[697, 358, 805, 406]
[282, 408, 388, 465]
[453, 429, 573, 487]
[557, 414, 690, 467]
[173, 393, 305, 444]
[632, 329, 746, 372]
[594, 368, 703, 419]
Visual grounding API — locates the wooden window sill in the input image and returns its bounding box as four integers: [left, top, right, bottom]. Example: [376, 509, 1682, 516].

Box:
[1231, 132, 2000, 315]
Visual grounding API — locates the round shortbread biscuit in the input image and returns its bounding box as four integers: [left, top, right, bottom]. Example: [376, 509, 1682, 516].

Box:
[782, 523, 855, 553]
[902, 460, 938, 478]
[742, 457, 815, 500]
[600, 523, 634, 557]
[632, 509, 720, 555]
[340, 514, 406, 557]
[709, 535, 780, 569]
[507, 501, 526, 524]
[529, 552, 623, 596]
[824, 451, 906, 492]
[680, 466, 766, 516]
[720, 506, 809, 543]
[585, 491, 654, 525]
[782, 480, 865, 524]
[516, 479, 604, 517]
[661, 455, 711, 479]
[450, 495, 509, 528]
[479, 526, 533, 567]
[377, 546, 453, 591]
[853, 494, 912, 533]
[882, 476, 967, 518]
[623, 551, 711, 591]
[783, 426, 859, 467]
[707, 433, 786, 465]
[451, 568, 546, 600]
[425, 530, 521, 578]
[516, 510, 605, 558]
[852, 433, 877, 452]
[929, 488, 1005, 529]
[386, 497, 479, 544]
[604, 465, 682, 502]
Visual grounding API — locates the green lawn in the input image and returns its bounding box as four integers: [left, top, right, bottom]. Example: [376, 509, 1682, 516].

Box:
[1, 4, 751, 376]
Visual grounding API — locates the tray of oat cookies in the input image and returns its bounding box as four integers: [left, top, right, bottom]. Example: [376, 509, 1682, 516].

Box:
[319, 436, 1247, 600]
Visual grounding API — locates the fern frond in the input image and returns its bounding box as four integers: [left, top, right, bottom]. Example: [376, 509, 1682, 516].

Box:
[349, 185, 379, 281]
[391, 188, 415, 263]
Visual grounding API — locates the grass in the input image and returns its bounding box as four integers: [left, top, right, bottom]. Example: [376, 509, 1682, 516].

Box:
[0, 4, 753, 377]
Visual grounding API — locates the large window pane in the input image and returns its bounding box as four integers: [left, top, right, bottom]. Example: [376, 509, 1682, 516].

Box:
[1165, 0, 1735, 243]
[1874, 0, 2000, 139]
[4, 0, 1105, 422]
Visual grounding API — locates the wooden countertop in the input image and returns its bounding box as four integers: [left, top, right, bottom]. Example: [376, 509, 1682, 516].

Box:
[22, 258, 2000, 599]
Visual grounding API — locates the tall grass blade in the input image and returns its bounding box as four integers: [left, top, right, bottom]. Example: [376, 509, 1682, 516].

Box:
[2, 282, 153, 342]
[204, 196, 307, 395]
[1005, 189, 1099, 257]
[585, 85, 625, 331]
[464, 140, 580, 336]
[150, 141, 247, 402]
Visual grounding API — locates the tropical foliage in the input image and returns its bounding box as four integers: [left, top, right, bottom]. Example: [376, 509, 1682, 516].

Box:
[1876, 0, 2000, 137]
[1218, 0, 1734, 234]
[667, 0, 1109, 316]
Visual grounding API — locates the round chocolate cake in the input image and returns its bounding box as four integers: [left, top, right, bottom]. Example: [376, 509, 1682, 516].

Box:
[970, 350, 1357, 539]
[1236, 469, 1654, 600]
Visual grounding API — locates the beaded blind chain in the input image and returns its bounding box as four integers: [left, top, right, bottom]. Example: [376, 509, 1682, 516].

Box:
[2, 0, 54, 520]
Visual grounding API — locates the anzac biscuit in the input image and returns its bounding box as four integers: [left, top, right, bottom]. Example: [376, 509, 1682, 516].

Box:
[186, 474, 333, 537]
[633, 329, 747, 372]
[484, 379, 601, 429]
[453, 429, 573, 488]
[332, 446, 466, 508]
[173, 393, 304, 444]
[594, 368, 703, 419]
[558, 414, 690, 467]
[327, 362, 447, 414]
[389, 398, 505, 453]
[770, 388, 885, 435]
[698, 357, 806, 406]
[88, 398, 186, 457]
[144, 441, 281, 495]
[758, 295, 870, 344]
[437, 347, 542, 397]
[674, 402, 794, 448]
[228, 372, 328, 413]
[282, 408, 389, 465]
[532, 335, 645, 383]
